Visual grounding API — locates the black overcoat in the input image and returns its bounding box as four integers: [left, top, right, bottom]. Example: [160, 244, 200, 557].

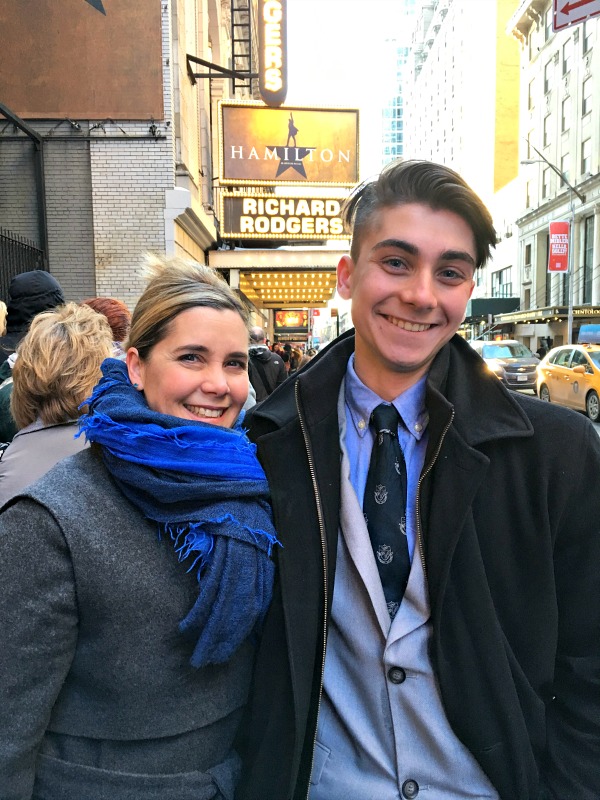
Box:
[238, 332, 600, 800]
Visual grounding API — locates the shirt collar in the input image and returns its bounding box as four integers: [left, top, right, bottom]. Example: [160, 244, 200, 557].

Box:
[344, 353, 429, 440]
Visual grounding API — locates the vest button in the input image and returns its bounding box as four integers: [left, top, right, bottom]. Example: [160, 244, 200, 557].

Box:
[387, 666, 406, 684]
[402, 778, 419, 798]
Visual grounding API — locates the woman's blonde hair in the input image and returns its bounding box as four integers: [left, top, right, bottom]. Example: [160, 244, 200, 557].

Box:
[127, 254, 250, 360]
[11, 302, 113, 429]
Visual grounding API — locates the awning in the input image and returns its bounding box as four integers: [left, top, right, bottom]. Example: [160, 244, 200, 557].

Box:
[465, 297, 520, 321]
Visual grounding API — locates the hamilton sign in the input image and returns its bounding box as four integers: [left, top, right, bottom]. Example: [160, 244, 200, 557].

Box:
[220, 193, 348, 240]
[219, 102, 359, 186]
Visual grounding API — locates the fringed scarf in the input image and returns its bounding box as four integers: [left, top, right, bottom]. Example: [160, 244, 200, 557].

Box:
[78, 358, 280, 668]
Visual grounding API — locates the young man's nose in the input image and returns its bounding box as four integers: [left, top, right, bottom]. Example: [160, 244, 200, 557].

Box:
[400, 271, 438, 308]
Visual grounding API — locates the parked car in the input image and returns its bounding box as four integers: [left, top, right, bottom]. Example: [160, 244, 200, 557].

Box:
[537, 344, 600, 422]
[468, 339, 538, 392]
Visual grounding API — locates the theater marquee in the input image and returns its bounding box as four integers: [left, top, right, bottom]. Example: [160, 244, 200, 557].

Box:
[220, 193, 348, 240]
[219, 102, 359, 186]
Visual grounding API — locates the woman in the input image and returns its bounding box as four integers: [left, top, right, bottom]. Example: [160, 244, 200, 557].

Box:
[0, 257, 279, 799]
[0, 302, 113, 505]
[81, 295, 132, 357]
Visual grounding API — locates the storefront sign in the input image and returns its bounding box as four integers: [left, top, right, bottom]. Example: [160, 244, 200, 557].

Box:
[258, 0, 287, 107]
[547, 220, 570, 273]
[220, 193, 347, 239]
[275, 309, 308, 333]
[219, 102, 359, 185]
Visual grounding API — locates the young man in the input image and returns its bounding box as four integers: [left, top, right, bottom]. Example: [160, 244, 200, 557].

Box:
[238, 161, 600, 800]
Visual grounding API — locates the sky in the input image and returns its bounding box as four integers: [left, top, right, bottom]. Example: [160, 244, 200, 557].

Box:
[285, 0, 410, 177]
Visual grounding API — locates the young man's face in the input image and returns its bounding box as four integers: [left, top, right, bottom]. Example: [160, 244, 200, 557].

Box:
[337, 202, 476, 400]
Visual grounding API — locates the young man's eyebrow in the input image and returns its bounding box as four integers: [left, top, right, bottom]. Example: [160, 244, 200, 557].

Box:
[372, 238, 418, 256]
[440, 249, 476, 268]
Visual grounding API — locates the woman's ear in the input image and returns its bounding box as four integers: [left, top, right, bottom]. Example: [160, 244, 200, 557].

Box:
[126, 348, 144, 390]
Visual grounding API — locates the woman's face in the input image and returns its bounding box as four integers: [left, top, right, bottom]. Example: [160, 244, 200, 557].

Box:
[126, 306, 249, 428]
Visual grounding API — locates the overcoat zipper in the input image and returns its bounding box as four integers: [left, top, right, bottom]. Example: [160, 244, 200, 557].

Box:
[415, 408, 455, 575]
[294, 380, 329, 800]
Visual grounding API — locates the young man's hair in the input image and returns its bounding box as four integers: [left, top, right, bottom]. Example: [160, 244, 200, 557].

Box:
[342, 159, 496, 269]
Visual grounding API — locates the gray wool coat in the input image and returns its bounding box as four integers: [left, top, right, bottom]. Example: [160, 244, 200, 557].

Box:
[0, 448, 254, 800]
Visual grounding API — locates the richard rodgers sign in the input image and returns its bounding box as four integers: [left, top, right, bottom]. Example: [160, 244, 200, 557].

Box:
[220, 194, 348, 240]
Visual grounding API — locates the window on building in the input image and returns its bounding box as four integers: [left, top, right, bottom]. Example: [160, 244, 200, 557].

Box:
[526, 180, 532, 208]
[561, 95, 571, 132]
[584, 215, 594, 304]
[562, 39, 572, 74]
[582, 77, 592, 115]
[492, 267, 513, 298]
[528, 78, 536, 110]
[560, 153, 570, 185]
[525, 243, 532, 267]
[524, 288, 531, 309]
[544, 234, 551, 306]
[583, 20, 594, 53]
[542, 167, 551, 198]
[582, 138, 592, 174]
[543, 114, 552, 147]
[544, 8, 552, 41]
[544, 61, 552, 94]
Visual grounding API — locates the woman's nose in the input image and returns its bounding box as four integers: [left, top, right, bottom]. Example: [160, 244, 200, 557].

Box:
[201, 367, 229, 395]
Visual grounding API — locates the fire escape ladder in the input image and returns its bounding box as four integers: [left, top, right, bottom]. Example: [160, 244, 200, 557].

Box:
[231, 0, 252, 92]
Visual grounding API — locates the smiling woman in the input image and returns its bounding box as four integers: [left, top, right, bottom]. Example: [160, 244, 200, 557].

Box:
[0, 255, 280, 800]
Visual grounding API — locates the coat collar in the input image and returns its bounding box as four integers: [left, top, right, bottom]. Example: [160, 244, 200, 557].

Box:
[249, 332, 533, 447]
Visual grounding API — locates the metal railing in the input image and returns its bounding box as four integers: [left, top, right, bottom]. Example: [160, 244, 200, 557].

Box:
[0, 228, 45, 301]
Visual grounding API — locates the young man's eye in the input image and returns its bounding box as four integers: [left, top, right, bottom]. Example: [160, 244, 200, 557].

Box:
[440, 268, 466, 280]
[382, 257, 407, 269]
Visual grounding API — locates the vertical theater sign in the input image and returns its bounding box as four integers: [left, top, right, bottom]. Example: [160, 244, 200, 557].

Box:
[258, 0, 287, 107]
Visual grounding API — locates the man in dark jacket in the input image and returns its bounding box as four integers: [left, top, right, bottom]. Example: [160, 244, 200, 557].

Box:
[248, 326, 287, 401]
[0, 270, 65, 366]
[238, 161, 600, 800]
[0, 270, 65, 443]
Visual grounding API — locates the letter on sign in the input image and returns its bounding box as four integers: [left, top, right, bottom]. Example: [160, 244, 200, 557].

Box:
[258, 0, 287, 107]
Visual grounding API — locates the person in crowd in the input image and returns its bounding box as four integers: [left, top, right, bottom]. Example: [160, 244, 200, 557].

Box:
[0, 300, 7, 336]
[289, 347, 303, 374]
[248, 326, 286, 402]
[82, 296, 132, 357]
[0, 256, 279, 799]
[238, 160, 600, 800]
[0, 269, 65, 366]
[0, 303, 113, 505]
[0, 271, 66, 444]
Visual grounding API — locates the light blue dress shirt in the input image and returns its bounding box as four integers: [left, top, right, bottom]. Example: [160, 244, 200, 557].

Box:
[343, 354, 429, 561]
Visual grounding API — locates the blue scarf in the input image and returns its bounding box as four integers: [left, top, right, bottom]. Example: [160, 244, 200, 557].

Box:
[78, 358, 280, 668]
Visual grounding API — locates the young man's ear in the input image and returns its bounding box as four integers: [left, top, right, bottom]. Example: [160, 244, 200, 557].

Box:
[126, 348, 144, 390]
[337, 255, 355, 301]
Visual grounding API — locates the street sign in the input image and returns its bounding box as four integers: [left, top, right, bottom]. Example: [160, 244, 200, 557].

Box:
[548, 221, 570, 273]
[553, 0, 600, 31]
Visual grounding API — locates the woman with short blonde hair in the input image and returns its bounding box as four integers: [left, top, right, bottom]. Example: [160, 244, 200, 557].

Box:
[0, 303, 113, 505]
[11, 302, 113, 429]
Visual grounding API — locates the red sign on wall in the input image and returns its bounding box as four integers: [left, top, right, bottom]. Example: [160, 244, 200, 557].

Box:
[548, 220, 570, 273]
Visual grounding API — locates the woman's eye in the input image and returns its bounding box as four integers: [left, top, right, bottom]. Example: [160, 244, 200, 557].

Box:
[226, 359, 247, 369]
[180, 353, 200, 363]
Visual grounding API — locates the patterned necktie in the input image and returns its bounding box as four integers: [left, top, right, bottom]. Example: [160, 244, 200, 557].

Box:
[363, 403, 410, 618]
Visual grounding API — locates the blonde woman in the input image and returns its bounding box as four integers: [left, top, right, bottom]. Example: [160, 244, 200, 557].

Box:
[0, 258, 278, 799]
[0, 303, 113, 504]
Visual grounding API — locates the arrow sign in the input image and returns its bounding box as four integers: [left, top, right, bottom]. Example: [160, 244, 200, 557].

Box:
[554, 0, 600, 30]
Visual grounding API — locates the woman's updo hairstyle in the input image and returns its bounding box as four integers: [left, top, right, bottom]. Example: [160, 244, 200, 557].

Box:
[127, 254, 250, 361]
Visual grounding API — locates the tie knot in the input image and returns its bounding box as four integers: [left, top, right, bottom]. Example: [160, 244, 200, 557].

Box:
[370, 403, 399, 435]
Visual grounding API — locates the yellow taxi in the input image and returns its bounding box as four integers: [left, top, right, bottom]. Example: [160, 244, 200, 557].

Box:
[537, 344, 600, 421]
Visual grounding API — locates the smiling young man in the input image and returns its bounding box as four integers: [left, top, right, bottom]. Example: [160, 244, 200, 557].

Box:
[238, 161, 600, 800]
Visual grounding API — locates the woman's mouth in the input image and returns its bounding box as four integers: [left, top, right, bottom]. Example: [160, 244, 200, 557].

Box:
[184, 404, 226, 419]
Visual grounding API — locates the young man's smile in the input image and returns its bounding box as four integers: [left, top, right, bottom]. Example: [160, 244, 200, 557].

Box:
[337, 202, 476, 400]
